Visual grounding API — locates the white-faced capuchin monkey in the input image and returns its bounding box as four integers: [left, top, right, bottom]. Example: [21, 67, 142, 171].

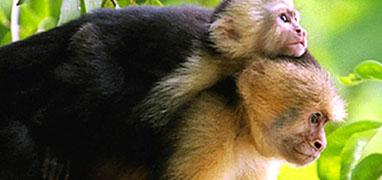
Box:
[91, 52, 346, 180]
[0, 0, 308, 179]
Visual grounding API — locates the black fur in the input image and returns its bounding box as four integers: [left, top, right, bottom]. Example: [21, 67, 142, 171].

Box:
[0, 5, 214, 179]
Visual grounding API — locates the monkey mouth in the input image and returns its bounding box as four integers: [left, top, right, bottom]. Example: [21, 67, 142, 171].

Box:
[289, 41, 305, 47]
[292, 147, 317, 159]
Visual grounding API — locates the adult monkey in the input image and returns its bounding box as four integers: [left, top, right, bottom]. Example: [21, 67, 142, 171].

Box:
[0, 0, 306, 179]
[92, 52, 346, 180]
[162, 54, 345, 180]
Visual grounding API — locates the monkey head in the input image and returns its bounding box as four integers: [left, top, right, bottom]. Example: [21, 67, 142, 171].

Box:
[210, 0, 307, 59]
[237, 53, 346, 165]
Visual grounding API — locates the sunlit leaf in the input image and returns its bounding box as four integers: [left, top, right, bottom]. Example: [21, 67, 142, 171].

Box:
[47, 0, 63, 18]
[0, 9, 9, 27]
[27, 0, 48, 18]
[58, 0, 81, 25]
[102, 1, 114, 8]
[361, 128, 382, 158]
[351, 153, 382, 180]
[340, 130, 379, 180]
[355, 60, 382, 80]
[196, 0, 219, 7]
[19, 5, 41, 39]
[80, 0, 86, 14]
[341, 60, 382, 85]
[340, 73, 362, 86]
[317, 121, 382, 180]
[37, 17, 57, 32]
[0, 0, 12, 20]
[0, 31, 11, 45]
[118, 0, 134, 7]
[144, 0, 163, 6]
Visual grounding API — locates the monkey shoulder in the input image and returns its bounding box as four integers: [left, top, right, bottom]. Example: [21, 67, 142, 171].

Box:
[170, 76, 239, 133]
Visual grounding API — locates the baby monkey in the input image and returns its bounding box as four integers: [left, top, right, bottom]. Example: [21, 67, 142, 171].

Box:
[139, 0, 308, 127]
[210, 0, 307, 58]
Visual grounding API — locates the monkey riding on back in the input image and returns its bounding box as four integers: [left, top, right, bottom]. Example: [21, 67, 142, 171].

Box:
[0, 0, 341, 179]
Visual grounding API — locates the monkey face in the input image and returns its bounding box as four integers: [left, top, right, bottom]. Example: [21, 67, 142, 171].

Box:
[273, 111, 328, 165]
[260, 1, 307, 58]
[238, 56, 346, 166]
[209, 0, 307, 59]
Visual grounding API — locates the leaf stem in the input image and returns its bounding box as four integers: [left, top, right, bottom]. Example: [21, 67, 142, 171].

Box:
[11, 0, 20, 42]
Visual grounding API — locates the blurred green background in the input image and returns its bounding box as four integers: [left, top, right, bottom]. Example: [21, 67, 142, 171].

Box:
[0, 0, 381, 179]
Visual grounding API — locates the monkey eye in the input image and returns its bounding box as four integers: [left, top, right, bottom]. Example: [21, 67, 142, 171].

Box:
[310, 112, 322, 124]
[279, 13, 289, 23]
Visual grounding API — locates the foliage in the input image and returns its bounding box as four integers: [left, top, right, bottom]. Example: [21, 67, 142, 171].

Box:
[316, 60, 382, 180]
[340, 60, 382, 85]
[315, 61, 382, 180]
[0, 0, 381, 179]
[317, 120, 382, 180]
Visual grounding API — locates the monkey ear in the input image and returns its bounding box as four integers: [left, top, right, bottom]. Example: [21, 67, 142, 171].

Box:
[210, 16, 241, 41]
[209, 16, 242, 56]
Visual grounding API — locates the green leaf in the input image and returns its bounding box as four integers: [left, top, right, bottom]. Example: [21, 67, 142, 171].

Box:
[37, 17, 57, 32]
[80, 0, 86, 14]
[340, 129, 379, 180]
[355, 60, 382, 80]
[144, 0, 163, 6]
[340, 73, 363, 86]
[0, 31, 11, 45]
[117, 0, 132, 7]
[0, 0, 12, 20]
[27, 0, 48, 18]
[0, 9, 10, 27]
[58, 0, 81, 26]
[351, 153, 382, 180]
[317, 121, 382, 180]
[83, 0, 103, 12]
[361, 129, 382, 158]
[341, 60, 382, 85]
[102, 1, 114, 8]
[47, 0, 63, 18]
[19, 5, 41, 39]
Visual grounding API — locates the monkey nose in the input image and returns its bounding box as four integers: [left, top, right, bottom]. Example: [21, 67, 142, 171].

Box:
[310, 140, 325, 151]
[295, 28, 302, 34]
